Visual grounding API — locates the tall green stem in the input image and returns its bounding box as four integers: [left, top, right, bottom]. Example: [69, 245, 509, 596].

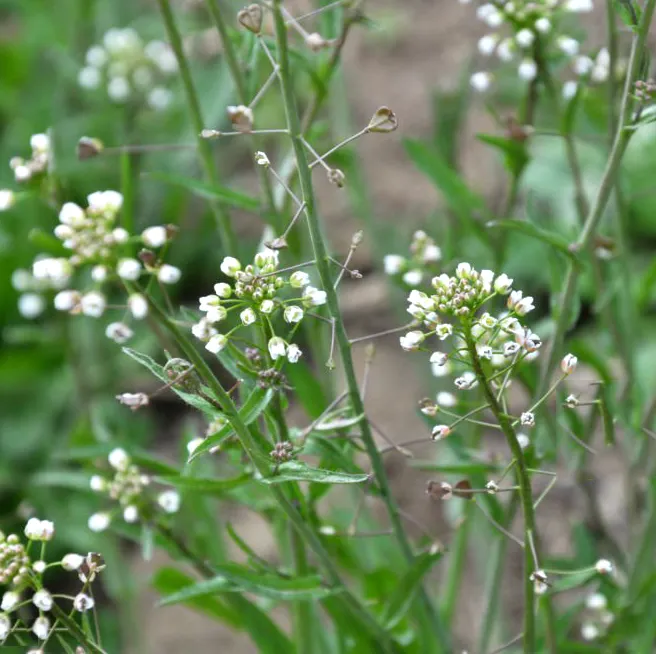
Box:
[156, 0, 237, 254]
[465, 329, 542, 654]
[537, 0, 656, 396]
[270, 4, 449, 651]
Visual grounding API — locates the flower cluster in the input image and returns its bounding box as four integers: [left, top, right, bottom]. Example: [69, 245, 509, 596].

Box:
[78, 28, 177, 110]
[466, 0, 609, 94]
[0, 520, 104, 646]
[383, 230, 442, 287]
[88, 448, 181, 532]
[21, 190, 180, 342]
[580, 591, 614, 641]
[8, 133, 51, 184]
[191, 251, 327, 364]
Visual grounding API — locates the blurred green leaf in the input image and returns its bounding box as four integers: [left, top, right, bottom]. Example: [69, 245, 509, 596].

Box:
[259, 460, 369, 485]
[596, 383, 616, 446]
[28, 228, 67, 255]
[284, 359, 327, 419]
[550, 570, 596, 593]
[145, 171, 260, 212]
[156, 473, 251, 494]
[477, 134, 529, 178]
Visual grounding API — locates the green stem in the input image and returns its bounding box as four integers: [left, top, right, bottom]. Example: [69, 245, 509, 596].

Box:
[49, 604, 105, 654]
[536, 0, 656, 396]
[465, 328, 543, 654]
[155, 0, 237, 253]
[271, 4, 448, 651]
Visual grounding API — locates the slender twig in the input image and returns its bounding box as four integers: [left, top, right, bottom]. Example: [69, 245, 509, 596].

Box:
[349, 322, 417, 344]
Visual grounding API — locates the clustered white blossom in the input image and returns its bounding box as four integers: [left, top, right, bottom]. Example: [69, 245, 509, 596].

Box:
[8, 133, 51, 184]
[191, 250, 327, 364]
[0, 520, 104, 646]
[383, 230, 442, 287]
[19, 190, 180, 342]
[466, 0, 609, 96]
[78, 28, 177, 110]
[580, 591, 614, 641]
[88, 448, 181, 532]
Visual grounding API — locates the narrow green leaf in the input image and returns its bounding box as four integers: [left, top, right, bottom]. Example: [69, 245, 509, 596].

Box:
[156, 473, 251, 494]
[486, 219, 579, 264]
[145, 171, 260, 212]
[612, 0, 640, 26]
[382, 546, 444, 628]
[410, 461, 501, 474]
[188, 388, 274, 460]
[636, 256, 656, 311]
[30, 470, 95, 491]
[596, 383, 616, 446]
[550, 569, 596, 593]
[122, 347, 219, 417]
[258, 460, 370, 485]
[54, 445, 179, 475]
[284, 359, 327, 418]
[29, 228, 67, 255]
[477, 134, 529, 178]
[159, 564, 340, 601]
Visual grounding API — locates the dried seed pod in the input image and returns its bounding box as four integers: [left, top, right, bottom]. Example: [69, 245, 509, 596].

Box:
[367, 106, 398, 133]
[237, 4, 263, 33]
[77, 136, 104, 160]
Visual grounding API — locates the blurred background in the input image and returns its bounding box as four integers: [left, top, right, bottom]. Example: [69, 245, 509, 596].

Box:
[2, 0, 656, 651]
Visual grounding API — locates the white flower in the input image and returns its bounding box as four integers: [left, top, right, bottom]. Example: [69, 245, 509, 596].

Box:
[508, 290, 534, 315]
[303, 286, 327, 307]
[116, 392, 149, 409]
[558, 36, 580, 57]
[592, 48, 610, 82]
[470, 71, 492, 92]
[86, 44, 107, 67]
[116, 258, 141, 281]
[88, 512, 110, 532]
[158, 264, 181, 284]
[73, 593, 95, 612]
[486, 480, 499, 494]
[402, 269, 423, 286]
[32, 257, 72, 286]
[24, 518, 55, 541]
[260, 299, 275, 314]
[287, 343, 302, 363]
[595, 559, 613, 575]
[477, 345, 493, 360]
[32, 589, 53, 611]
[284, 305, 304, 323]
[61, 553, 85, 571]
[112, 227, 129, 243]
[88, 265, 107, 283]
[456, 262, 472, 279]
[516, 29, 535, 48]
[431, 425, 451, 441]
[220, 256, 241, 277]
[268, 336, 287, 360]
[564, 0, 593, 11]
[455, 372, 478, 390]
[128, 293, 149, 320]
[0, 189, 15, 211]
[14, 164, 31, 182]
[497, 38, 515, 62]
[1, 592, 20, 612]
[586, 593, 607, 610]
[518, 59, 538, 81]
[480, 269, 495, 292]
[581, 623, 599, 641]
[400, 331, 425, 351]
[227, 104, 254, 132]
[238, 307, 256, 326]
[383, 254, 405, 275]
[289, 271, 310, 288]
[214, 282, 232, 297]
[11, 269, 32, 291]
[133, 66, 153, 89]
[18, 293, 45, 319]
[517, 433, 530, 449]
[558, 355, 578, 377]
[254, 151, 270, 166]
[436, 391, 457, 407]
[206, 333, 228, 354]
[123, 505, 139, 523]
[105, 322, 134, 344]
[30, 133, 50, 153]
[494, 273, 513, 294]
[530, 569, 549, 594]
[574, 56, 594, 76]
[108, 76, 130, 102]
[187, 437, 204, 455]
[108, 447, 130, 471]
[430, 352, 448, 367]
[142, 225, 168, 248]
[0, 613, 10, 641]
[423, 244, 442, 263]
[32, 560, 47, 574]
[78, 66, 101, 89]
[478, 34, 498, 56]
[563, 80, 578, 100]
[534, 17, 551, 33]
[520, 411, 535, 427]
[158, 490, 181, 513]
[206, 305, 227, 323]
[89, 475, 106, 492]
[87, 190, 123, 215]
[32, 616, 50, 640]
[192, 318, 217, 342]
[435, 324, 453, 340]
[148, 87, 173, 111]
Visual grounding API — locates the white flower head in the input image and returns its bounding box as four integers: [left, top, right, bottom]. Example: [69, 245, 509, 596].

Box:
[128, 293, 149, 320]
[518, 59, 538, 81]
[89, 475, 106, 492]
[24, 518, 55, 541]
[431, 425, 451, 441]
[214, 282, 232, 298]
[435, 324, 453, 340]
[478, 34, 499, 56]
[1, 591, 20, 612]
[268, 336, 287, 360]
[148, 87, 173, 111]
[108, 76, 130, 102]
[563, 80, 579, 100]
[561, 353, 578, 375]
[18, 294, 45, 319]
[158, 264, 181, 284]
[303, 286, 327, 307]
[220, 256, 241, 277]
[478, 345, 493, 360]
[470, 71, 492, 92]
[123, 505, 139, 523]
[430, 351, 448, 367]
[254, 151, 270, 166]
[436, 391, 457, 407]
[400, 330, 425, 351]
[192, 318, 217, 342]
[289, 271, 310, 288]
[259, 299, 275, 314]
[78, 291, 106, 318]
[534, 17, 551, 33]
[32, 560, 47, 574]
[574, 55, 594, 76]
[384, 254, 405, 275]
[454, 372, 478, 390]
[0, 189, 16, 211]
[558, 36, 580, 57]
[517, 433, 530, 449]
[61, 553, 85, 571]
[586, 593, 607, 611]
[284, 305, 304, 324]
[88, 512, 110, 532]
[105, 322, 134, 344]
[79, 66, 101, 89]
[240, 307, 257, 326]
[0, 613, 9, 641]
[520, 411, 535, 427]
[73, 593, 95, 612]
[158, 489, 181, 513]
[142, 225, 168, 248]
[32, 616, 50, 640]
[206, 333, 228, 354]
[108, 447, 130, 471]
[497, 38, 515, 62]
[287, 343, 302, 363]
[32, 589, 53, 612]
[486, 480, 499, 494]
[595, 559, 613, 575]
[564, 0, 593, 11]
[112, 227, 129, 243]
[494, 273, 513, 294]
[423, 244, 442, 263]
[581, 622, 599, 641]
[516, 29, 535, 48]
[402, 269, 423, 286]
[530, 569, 549, 594]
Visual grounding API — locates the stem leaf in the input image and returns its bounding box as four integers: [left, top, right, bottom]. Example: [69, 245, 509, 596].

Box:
[155, 473, 251, 494]
[258, 460, 369, 485]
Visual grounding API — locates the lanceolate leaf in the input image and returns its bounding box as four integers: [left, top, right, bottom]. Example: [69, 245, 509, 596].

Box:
[596, 383, 616, 446]
[258, 460, 370, 485]
[155, 473, 251, 494]
[145, 171, 260, 212]
[382, 546, 444, 628]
